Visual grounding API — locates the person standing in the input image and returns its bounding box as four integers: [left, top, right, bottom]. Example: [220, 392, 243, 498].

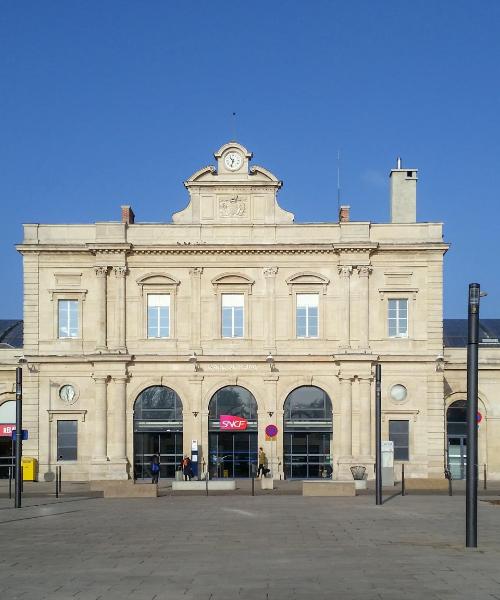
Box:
[181, 455, 193, 481]
[258, 447, 268, 478]
[151, 454, 160, 484]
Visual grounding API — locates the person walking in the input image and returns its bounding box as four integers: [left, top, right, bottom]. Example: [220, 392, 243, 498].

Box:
[151, 454, 160, 484]
[181, 456, 193, 481]
[258, 447, 268, 478]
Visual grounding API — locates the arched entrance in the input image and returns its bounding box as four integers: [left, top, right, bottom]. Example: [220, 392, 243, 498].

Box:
[208, 386, 258, 478]
[446, 400, 467, 479]
[133, 386, 183, 479]
[284, 386, 333, 479]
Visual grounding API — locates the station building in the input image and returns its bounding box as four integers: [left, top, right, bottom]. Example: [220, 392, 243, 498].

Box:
[1, 142, 500, 482]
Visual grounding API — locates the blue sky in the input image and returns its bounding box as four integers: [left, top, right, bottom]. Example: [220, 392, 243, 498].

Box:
[1, 1, 499, 318]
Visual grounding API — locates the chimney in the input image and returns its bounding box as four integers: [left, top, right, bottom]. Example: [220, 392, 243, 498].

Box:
[339, 205, 350, 223]
[390, 157, 417, 223]
[121, 205, 135, 225]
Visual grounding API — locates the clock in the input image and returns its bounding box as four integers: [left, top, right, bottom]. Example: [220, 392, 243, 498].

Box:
[59, 384, 77, 404]
[224, 151, 243, 171]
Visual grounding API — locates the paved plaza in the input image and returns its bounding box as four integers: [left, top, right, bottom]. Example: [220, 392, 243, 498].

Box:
[0, 484, 500, 600]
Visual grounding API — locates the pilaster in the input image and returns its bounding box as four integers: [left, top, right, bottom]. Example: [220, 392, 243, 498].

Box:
[263, 267, 278, 354]
[189, 267, 203, 353]
[94, 266, 108, 352]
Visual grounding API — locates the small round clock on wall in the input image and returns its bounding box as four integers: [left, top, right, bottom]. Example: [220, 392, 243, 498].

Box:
[224, 151, 243, 171]
[59, 384, 77, 405]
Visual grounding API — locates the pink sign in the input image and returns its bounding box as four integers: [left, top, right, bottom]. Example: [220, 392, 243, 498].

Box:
[0, 424, 15, 437]
[220, 415, 248, 431]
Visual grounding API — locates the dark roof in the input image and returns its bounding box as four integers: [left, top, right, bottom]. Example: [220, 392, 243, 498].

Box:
[444, 319, 500, 348]
[0, 320, 23, 348]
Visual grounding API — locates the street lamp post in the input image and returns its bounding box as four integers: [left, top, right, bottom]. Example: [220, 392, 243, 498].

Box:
[15, 366, 23, 508]
[375, 363, 382, 506]
[466, 283, 481, 548]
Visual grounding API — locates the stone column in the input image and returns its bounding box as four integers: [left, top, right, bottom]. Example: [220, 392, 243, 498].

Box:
[92, 375, 108, 461]
[108, 375, 128, 465]
[340, 376, 353, 458]
[357, 266, 372, 349]
[263, 267, 278, 353]
[94, 266, 108, 351]
[189, 268, 203, 353]
[359, 377, 372, 457]
[338, 266, 352, 348]
[113, 266, 127, 353]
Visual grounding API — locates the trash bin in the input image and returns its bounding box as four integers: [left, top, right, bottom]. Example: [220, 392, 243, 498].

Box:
[22, 457, 38, 482]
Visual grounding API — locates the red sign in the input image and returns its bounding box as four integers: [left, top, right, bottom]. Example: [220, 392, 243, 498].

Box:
[477, 412, 483, 424]
[0, 424, 15, 437]
[220, 415, 248, 431]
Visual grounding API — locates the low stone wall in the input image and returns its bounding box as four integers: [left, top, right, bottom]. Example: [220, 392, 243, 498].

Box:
[172, 480, 237, 491]
[90, 480, 158, 498]
[404, 478, 449, 491]
[302, 480, 356, 497]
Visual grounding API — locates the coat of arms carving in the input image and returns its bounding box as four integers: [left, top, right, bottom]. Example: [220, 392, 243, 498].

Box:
[219, 195, 246, 217]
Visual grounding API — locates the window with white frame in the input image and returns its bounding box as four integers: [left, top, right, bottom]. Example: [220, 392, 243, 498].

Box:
[221, 293, 244, 338]
[296, 293, 319, 338]
[388, 298, 408, 338]
[58, 300, 79, 338]
[147, 294, 170, 338]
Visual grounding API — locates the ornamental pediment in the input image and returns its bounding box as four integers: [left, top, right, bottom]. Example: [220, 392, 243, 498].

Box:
[136, 273, 180, 287]
[172, 142, 294, 226]
[286, 272, 330, 294]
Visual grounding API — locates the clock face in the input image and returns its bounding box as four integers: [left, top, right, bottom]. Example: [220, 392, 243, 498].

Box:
[224, 151, 243, 171]
[59, 384, 76, 404]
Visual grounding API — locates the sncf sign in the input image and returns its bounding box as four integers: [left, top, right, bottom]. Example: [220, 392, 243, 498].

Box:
[220, 415, 248, 431]
[0, 424, 15, 437]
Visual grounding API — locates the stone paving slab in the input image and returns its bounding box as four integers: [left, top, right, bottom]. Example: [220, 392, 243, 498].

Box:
[0, 492, 499, 599]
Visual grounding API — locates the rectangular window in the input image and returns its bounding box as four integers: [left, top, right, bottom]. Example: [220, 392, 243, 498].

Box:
[388, 298, 408, 338]
[296, 294, 319, 338]
[57, 420, 78, 461]
[221, 294, 244, 338]
[147, 294, 170, 338]
[58, 300, 79, 338]
[389, 420, 409, 461]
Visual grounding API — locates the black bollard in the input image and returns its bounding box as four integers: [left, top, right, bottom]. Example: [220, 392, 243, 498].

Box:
[58, 466, 62, 494]
[205, 471, 208, 497]
[8, 467, 12, 499]
[483, 464, 487, 490]
[401, 463, 405, 496]
[55, 468, 59, 499]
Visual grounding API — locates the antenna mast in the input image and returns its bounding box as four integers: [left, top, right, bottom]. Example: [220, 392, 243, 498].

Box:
[337, 149, 341, 213]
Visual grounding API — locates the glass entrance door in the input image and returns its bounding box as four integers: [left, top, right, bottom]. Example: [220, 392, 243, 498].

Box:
[209, 432, 257, 478]
[448, 436, 466, 480]
[134, 432, 183, 479]
[284, 432, 332, 479]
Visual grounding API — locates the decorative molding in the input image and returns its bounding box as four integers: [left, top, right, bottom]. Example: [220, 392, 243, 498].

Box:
[113, 266, 128, 278]
[357, 266, 372, 277]
[382, 409, 419, 422]
[338, 266, 353, 278]
[189, 267, 204, 276]
[94, 266, 108, 278]
[219, 195, 247, 217]
[48, 409, 87, 422]
[263, 267, 278, 278]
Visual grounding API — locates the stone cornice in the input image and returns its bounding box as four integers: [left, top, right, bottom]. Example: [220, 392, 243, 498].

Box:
[16, 241, 448, 256]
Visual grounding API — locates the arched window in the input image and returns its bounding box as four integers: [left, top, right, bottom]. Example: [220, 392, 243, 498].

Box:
[133, 386, 183, 480]
[284, 386, 332, 427]
[209, 386, 258, 429]
[133, 386, 183, 424]
[283, 386, 333, 479]
[208, 386, 258, 478]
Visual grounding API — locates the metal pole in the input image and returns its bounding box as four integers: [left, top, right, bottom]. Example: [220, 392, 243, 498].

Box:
[15, 367, 22, 508]
[375, 363, 382, 506]
[205, 471, 208, 497]
[483, 464, 487, 490]
[448, 474, 453, 497]
[8, 466, 12, 499]
[252, 475, 255, 496]
[466, 283, 480, 548]
[58, 466, 62, 494]
[55, 467, 59, 499]
[401, 463, 405, 496]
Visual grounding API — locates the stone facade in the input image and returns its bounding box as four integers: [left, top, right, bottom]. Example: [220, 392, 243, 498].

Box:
[8, 141, 497, 482]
